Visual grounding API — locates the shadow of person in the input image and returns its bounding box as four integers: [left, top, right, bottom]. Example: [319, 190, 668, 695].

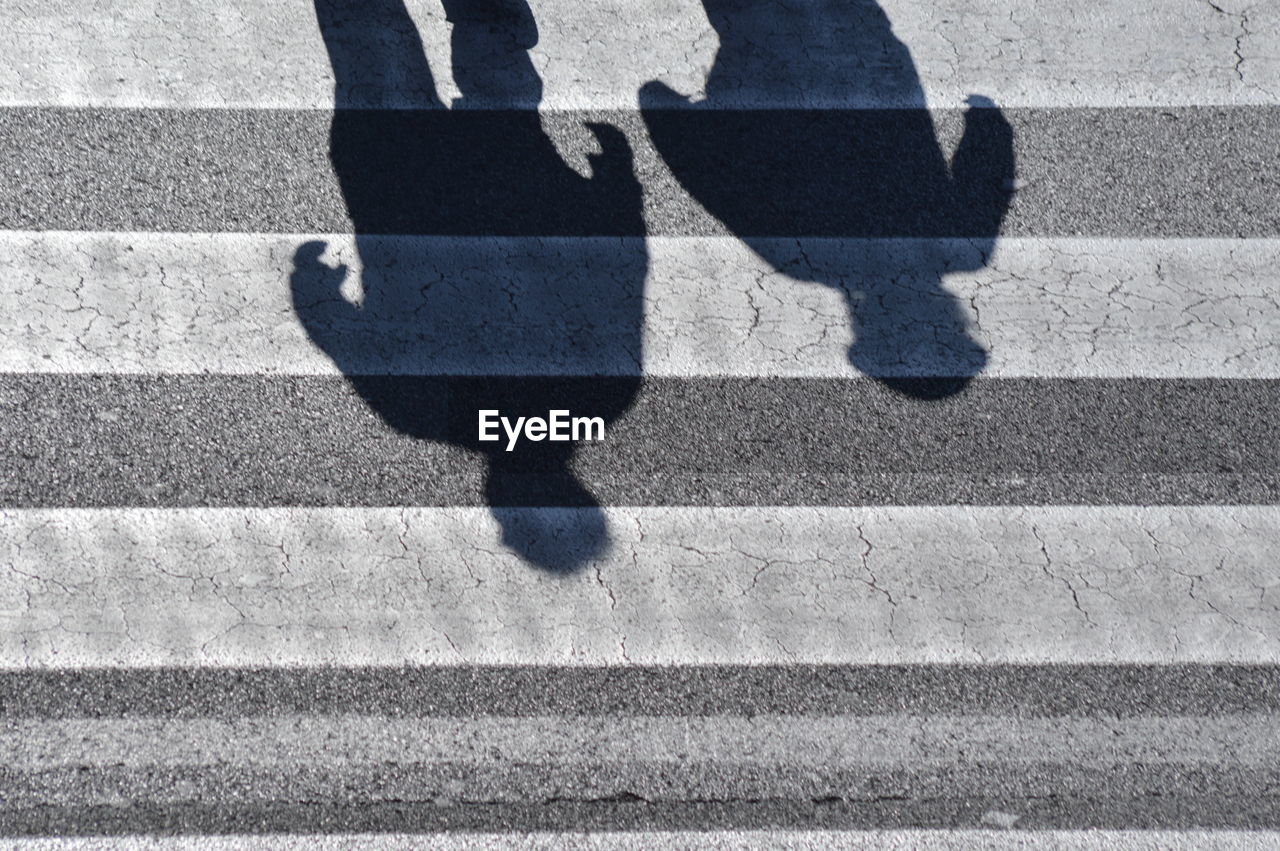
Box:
[641, 0, 1014, 398]
[292, 0, 646, 571]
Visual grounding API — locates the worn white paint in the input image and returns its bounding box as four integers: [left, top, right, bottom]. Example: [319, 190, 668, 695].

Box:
[2, 506, 1276, 667]
[0, 0, 1273, 108]
[3, 233, 1279, 378]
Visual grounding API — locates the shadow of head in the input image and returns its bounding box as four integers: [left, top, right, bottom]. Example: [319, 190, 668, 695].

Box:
[843, 253, 991, 400]
[466, 381, 638, 573]
[490, 507, 610, 574]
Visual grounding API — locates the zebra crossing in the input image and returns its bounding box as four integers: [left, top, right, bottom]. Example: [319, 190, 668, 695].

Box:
[1, 0, 1278, 843]
[7, 233, 1280, 378]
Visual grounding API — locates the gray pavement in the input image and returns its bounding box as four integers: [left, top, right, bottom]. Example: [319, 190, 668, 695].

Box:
[0, 375, 1276, 507]
[2, 833, 1278, 850]
[2, 665, 1277, 717]
[0, 107, 1278, 237]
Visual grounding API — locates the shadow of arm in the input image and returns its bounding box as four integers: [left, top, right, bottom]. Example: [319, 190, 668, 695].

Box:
[948, 95, 1015, 264]
[289, 240, 363, 368]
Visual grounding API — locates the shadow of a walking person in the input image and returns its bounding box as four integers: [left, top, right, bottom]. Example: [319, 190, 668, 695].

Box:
[292, 0, 647, 571]
[641, 0, 1015, 398]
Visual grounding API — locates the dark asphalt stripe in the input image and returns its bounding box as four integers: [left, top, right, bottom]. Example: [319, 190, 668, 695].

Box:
[0, 765, 1276, 833]
[1, 666, 1275, 718]
[1, 375, 1276, 506]
[12, 765, 1273, 802]
[1, 107, 1276, 236]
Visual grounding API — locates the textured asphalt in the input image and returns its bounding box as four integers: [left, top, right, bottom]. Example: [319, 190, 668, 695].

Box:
[1, 375, 1276, 506]
[1, 666, 1276, 718]
[0, 765, 1277, 834]
[5, 665, 1274, 834]
[0, 107, 1277, 236]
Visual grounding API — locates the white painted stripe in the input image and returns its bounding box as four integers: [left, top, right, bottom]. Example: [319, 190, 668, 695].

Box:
[0, 0, 1273, 109]
[1, 506, 1275, 667]
[3, 832, 1277, 850]
[5, 715, 1276, 768]
[4, 233, 1279, 378]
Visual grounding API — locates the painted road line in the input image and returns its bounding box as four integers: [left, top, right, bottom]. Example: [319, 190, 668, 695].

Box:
[3, 234, 1279, 378]
[0, 0, 1274, 109]
[1, 506, 1276, 666]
